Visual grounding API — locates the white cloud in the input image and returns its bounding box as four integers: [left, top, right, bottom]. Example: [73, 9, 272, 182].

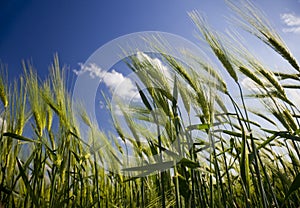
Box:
[103, 69, 138, 100]
[136, 52, 173, 86]
[73, 53, 173, 118]
[136, 52, 168, 73]
[74, 63, 138, 100]
[281, 13, 300, 34]
[281, 13, 300, 26]
[73, 52, 173, 106]
[73, 63, 104, 78]
[282, 27, 300, 34]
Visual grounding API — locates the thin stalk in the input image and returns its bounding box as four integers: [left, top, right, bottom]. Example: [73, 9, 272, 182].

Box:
[220, 137, 234, 206]
[237, 83, 268, 208]
[257, 155, 279, 208]
[173, 164, 181, 208]
[227, 93, 250, 207]
[209, 155, 214, 208]
[152, 103, 166, 208]
[210, 132, 227, 206]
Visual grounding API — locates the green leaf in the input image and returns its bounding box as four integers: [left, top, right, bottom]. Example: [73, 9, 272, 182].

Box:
[186, 123, 210, 131]
[240, 133, 250, 196]
[285, 173, 300, 201]
[136, 83, 152, 111]
[178, 81, 191, 114]
[276, 132, 300, 142]
[282, 84, 300, 89]
[257, 134, 278, 150]
[122, 161, 173, 172]
[274, 72, 300, 81]
[178, 158, 200, 169]
[172, 76, 178, 107]
[222, 130, 242, 138]
[154, 143, 181, 159]
[16, 158, 40, 207]
[123, 170, 155, 182]
[3, 132, 40, 143]
[68, 130, 91, 147]
[148, 140, 158, 158]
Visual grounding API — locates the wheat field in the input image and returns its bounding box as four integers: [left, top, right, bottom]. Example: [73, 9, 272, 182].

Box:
[1, 1, 300, 207]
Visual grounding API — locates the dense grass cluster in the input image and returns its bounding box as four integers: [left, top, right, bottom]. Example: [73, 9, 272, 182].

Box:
[1, 0, 300, 207]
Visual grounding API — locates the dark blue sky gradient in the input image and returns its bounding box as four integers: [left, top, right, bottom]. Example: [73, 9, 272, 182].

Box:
[0, 0, 207, 78]
[0, 0, 299, 79]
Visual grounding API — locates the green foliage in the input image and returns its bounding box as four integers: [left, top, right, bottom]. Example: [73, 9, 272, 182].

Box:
[1, 0, 300, 207]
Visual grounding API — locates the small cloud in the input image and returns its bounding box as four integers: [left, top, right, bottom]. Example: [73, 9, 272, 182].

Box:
[281, 13, 300, 26]
[103, 69, 138, 100]
[73, 63, 105, 78]
[280, 13, 300, 34]
[74, 63, 138, 100]
[136, 52, 173, 85]
[74, 53, 173, 117]
[136, 52, 168, 73]
[282, 27, 300, 34]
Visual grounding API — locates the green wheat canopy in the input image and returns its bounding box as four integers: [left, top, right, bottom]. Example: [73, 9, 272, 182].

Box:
[1, 0, 300, 207]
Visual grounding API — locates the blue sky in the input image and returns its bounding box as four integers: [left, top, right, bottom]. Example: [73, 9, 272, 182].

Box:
[1, 0, 207, 78]
[1, 0, 300, 79]
[1, 0, 300, 135]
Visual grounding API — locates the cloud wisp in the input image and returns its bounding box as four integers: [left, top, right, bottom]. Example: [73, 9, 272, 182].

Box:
[74, 63, 138, 101]
[136, 52, 173, 86]
[281, 13, 300, 34]
[74, 52, 172, 102]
